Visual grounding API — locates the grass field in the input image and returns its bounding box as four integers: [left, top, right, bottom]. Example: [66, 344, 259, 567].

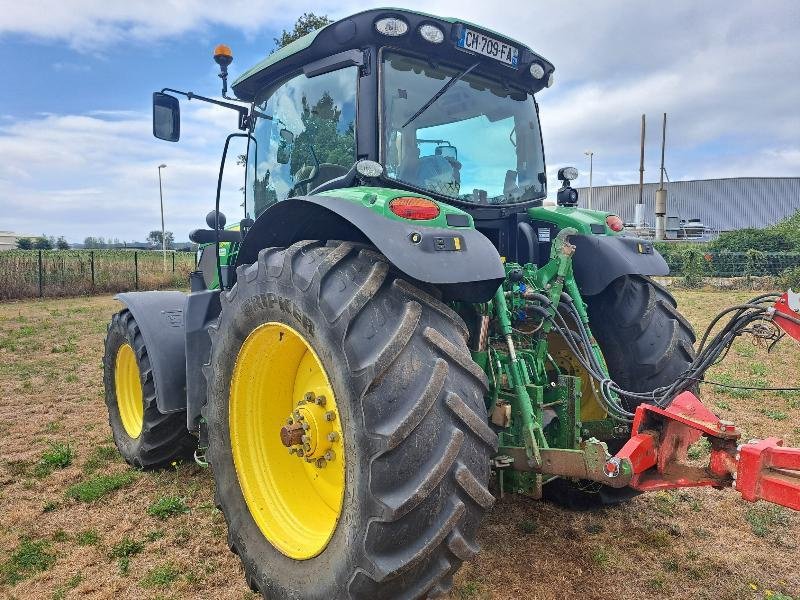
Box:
[0, 290, 798, 600]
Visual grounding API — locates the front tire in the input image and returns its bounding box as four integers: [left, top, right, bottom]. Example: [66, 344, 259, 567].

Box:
[205, 241, 498, 599]
[103, 309, 196, 468]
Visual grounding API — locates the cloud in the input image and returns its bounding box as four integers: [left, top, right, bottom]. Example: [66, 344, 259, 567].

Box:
[1, 0, 798, 238]
[0, 103, 249, 242]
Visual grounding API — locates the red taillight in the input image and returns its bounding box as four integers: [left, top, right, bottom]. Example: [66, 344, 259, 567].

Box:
[606, 215, 624, 232]
[389, 197, 440, 220]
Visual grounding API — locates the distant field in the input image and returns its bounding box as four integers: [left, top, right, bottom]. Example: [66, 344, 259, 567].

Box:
[0, 250, 195, 300]
[0, 290, 797, 599]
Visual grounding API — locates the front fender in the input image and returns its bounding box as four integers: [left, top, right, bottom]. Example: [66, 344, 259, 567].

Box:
[571, 235, 669, 296]
[115, 291, 187, 413]
[236, 195, 505, 302]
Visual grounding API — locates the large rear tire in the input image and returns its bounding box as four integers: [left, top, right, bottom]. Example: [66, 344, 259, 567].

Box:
[103, 309, 196, 469]
[205, 241, 498, 600]
[545, 275, 696, 509]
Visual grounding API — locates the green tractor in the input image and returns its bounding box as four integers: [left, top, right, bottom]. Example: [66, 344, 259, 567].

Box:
[103, 8, 800, 599]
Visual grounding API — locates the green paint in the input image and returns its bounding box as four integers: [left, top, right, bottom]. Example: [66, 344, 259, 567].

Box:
[316, 185, 474, 228]
[528, 205, 616, 235]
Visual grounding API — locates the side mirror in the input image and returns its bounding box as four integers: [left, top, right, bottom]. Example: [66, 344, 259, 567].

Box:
[153, 92, 181, 142]
[276, 129, 294, 165]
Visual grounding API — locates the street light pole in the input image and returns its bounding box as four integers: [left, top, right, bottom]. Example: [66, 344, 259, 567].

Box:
[158, 164, 167, 271]
[584, 151, 593, 209]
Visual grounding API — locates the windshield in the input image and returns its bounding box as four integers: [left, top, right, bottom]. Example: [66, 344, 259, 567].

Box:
[381, 51, 546, 205]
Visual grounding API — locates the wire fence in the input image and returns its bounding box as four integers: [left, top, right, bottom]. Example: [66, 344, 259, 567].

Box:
[0, 250, 196, 301]
[660, 251, 800, 278]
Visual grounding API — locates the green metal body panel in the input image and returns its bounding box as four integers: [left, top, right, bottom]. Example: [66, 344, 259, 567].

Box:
[315, 185, 474, 228]
[528, 205, 616, 235]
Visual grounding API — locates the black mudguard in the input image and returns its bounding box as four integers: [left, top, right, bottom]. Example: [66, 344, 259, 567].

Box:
[571, 235, 669, 296]
[236, 195, 505, 302]
[115, 291, 187, 414]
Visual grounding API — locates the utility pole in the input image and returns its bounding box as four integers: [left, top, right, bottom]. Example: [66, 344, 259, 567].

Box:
[584, 151, 594, 209]
[636, 114, 646, 230]
[158, 164, 167, 271]
[655, 113, 668, 240]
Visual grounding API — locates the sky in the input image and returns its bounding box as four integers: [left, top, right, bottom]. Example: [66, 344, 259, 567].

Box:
[0, 0, 798, 243]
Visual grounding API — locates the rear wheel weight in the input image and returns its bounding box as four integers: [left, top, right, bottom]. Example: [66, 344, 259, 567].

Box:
[205, 240, 497, 599]
[102, 309, 196, 469]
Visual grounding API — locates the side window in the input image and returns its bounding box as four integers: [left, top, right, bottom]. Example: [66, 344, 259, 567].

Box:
[247, 66, 357, 217]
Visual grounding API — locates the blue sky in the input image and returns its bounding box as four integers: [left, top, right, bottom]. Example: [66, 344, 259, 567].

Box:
[1, 1, 798, 242]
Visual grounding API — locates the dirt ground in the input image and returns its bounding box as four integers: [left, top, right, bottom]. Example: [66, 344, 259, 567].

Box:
[0, 290, 798, 600]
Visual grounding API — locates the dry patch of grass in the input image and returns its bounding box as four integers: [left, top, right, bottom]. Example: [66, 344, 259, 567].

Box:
[0, 291, 797, 599]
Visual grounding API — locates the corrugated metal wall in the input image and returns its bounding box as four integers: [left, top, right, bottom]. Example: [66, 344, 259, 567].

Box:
[575, 177, 800, 231]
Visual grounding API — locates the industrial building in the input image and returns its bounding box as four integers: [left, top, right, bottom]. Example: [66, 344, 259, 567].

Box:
[575, 177, 800, 240]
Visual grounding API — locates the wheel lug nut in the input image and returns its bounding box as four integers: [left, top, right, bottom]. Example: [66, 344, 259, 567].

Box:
[304, 392, 315, 402]
[293, 410, 301, 420]
[288, 448, 296, 455]
[324, 450, 335, 462]
[301, 435, 309, 444]
[315, 395, 327, 406]
[325, 411, 336, 422]
[286, 418, 293, 426]
[327, 432, 339, 442]
[301, 422, 310, 430]
[315, 458, 327, 468]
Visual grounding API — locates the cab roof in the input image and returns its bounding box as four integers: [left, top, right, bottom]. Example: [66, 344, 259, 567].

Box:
[231, 8, 554, 102]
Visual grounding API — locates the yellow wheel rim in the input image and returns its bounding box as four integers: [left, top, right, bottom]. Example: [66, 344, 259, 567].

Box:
[229, 322, 345, 560]
[114, 343, 144, 439]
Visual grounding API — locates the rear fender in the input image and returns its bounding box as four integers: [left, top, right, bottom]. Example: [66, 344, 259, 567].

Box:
[115, 291, 187, 413]
[236, 195, 505, 302]
[571, 235, 668, 296]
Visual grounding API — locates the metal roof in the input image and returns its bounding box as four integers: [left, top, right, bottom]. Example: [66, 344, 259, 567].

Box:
[575, 177, 800, 232]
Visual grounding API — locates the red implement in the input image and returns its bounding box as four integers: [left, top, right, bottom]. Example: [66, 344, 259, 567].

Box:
[613, 391, 800, 510]
[774, 290, 800, 343]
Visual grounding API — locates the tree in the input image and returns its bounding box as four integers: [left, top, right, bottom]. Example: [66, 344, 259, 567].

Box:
[273, 13, 333, 51]
[290, 92, 355, 180]
[56, 236, 70, 250]
[33, 236, 53, 250]
[147, 230, 174, 249]
[16, 237, 33, 250]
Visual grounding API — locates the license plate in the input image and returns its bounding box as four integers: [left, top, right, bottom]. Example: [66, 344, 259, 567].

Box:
[457, 27, 519, 68]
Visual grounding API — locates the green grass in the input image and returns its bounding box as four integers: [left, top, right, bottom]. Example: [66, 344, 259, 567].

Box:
[109, 537, 144, 559]
[591, 546, 611, 567]
[75, 530, 100, 546]
[745, 505, 791, 537]
[82, 444, 120, 473]
[51, 574, 82, 600]
[110, 536, 144, 576]
[140, 562, 181, 588]
[65, 471, 137, 502]
[687, 437, 711, 460]
[34, 441, 74, 477]
[0, 537, 56, 585]
[147, 495, 190, 520]
[760, 409, 789, 421]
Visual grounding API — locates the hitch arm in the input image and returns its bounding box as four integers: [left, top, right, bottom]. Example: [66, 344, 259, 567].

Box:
[611, 392, 800, 510]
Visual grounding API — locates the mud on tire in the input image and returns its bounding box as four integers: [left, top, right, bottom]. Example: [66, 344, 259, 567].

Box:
[205, 241, 498, 599]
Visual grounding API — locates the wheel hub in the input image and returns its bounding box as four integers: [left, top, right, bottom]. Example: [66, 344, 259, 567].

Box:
[281, 392, 339, 467]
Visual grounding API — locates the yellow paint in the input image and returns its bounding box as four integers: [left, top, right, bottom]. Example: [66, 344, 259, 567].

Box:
[547, 333, 607, 421]
[114, 343, 144, 439]
[454, 237, 461, 250]
[229, 322, 345, 560]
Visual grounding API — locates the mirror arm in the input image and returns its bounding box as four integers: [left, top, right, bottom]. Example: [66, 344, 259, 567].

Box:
[160, 87, 269, 131]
